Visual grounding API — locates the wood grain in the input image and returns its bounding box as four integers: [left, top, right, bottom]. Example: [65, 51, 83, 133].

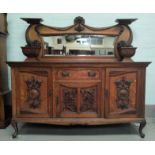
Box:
[8, 61, 150, 126]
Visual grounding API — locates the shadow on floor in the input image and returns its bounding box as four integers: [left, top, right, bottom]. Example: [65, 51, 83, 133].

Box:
[19, 123, 139, 136]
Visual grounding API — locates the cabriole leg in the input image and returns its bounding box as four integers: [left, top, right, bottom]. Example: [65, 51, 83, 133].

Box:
[139, 120, 146, 138]
[11, 120, 18, 138]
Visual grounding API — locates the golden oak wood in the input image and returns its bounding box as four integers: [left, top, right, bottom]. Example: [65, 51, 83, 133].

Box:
[14, 117, 144, 125]
[7, 16, 150, 138]
[7, 61, 150, 137]
[21, 17, 136, 61]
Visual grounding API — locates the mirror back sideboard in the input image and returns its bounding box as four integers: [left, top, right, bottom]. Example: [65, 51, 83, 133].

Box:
[7, 16, 151, 138]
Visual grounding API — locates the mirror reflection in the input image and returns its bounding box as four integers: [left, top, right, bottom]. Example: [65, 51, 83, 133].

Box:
[43, 35, 116, 56]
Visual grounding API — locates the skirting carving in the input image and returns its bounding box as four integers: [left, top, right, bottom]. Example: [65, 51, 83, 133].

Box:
[115, 77, 131, 109]
[25, 77, 42, 109]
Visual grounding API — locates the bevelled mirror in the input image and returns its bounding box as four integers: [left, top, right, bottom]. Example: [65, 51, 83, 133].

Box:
[43, 35, 116, 56]
[21, 16, 137, 61]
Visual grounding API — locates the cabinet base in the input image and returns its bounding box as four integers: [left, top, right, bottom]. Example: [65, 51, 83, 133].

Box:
[11, 118, 146, 138]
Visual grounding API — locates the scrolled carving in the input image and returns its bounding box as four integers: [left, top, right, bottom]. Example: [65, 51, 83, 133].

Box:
[80, 88, 96, 112]
[25, 77, 42, 109]
[117, 41, 137, 61]
[74, 16, 85, 32]
[21, 18, 43, 59]
[74, 16, 85, 25]
[74, 25, 85, 32]
[21, 16, 137, 61]
[21, 40, 41, 58]
[115, 77, 132, 109]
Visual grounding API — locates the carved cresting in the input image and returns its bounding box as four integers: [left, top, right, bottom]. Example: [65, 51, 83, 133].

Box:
[115, 77, 132, 109]
[21, 17, 137, 61]
[74, 16, 85, 32]
[62, 87, 77, 112]
[25, 77, 42, 109]
[80, 87, 96, 112]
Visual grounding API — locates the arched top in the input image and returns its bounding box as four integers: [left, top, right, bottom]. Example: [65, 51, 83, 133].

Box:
[21, 16, 137, 62]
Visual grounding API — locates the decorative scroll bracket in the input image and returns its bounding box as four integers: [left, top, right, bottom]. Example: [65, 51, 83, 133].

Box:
[21, 16, 137, 61]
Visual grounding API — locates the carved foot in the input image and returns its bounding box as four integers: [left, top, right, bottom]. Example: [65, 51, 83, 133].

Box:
[139, 120, 146, 138]
[11, 120, 18, 138]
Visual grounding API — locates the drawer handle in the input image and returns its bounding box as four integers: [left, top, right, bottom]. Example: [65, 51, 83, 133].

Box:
[62, 71, 70, 77]
[88, 71, 96, 77]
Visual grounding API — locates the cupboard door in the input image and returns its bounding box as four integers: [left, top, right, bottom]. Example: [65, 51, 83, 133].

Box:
[54, 82, 101, 118]
[105, 68, 140, 118]
[15, 68, 51, 118]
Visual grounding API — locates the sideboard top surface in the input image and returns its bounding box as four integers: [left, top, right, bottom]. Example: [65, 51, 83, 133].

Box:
[7, 61, 151, 68]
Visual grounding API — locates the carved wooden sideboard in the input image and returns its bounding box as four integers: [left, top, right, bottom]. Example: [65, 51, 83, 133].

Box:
[0, 13, 11, 128]
[7, 16, 150, 138]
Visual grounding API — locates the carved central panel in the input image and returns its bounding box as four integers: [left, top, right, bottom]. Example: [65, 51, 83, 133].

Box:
[115, 77, 132, 110]
[62, 87, 77, 112]
[74, 16, 85, 32]
[25, 77, 42, 109]
[80, 87, 97, 112]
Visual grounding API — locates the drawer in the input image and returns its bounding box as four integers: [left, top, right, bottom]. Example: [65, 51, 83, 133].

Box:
[55, 68, 100, 80]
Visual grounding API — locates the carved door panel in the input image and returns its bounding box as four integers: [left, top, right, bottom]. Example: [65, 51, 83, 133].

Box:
[55, 82, 100, 118]
[16, 68, 51, 118]
[105, 68, 140, 118]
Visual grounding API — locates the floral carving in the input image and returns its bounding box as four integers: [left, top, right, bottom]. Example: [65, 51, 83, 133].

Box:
[115, 77, 131, 109]
[62, 87, 77, 112]
[25, 77, 42, 109]
[74, 16, 85, 25]
[80, 88, 96, 112]
[74, 16, 85, 32]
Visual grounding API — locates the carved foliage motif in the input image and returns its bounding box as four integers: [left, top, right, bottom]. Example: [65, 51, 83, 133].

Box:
[25, 77, 42, 109]
[62, 87, 77, 112]
[80, 87, 96, 112]
[74, 16, 85, 32]
[115, 77, 132, 110]
[61, 85, 97, 113]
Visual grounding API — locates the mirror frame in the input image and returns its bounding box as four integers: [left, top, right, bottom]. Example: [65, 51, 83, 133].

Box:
[21, 16, 137, 61]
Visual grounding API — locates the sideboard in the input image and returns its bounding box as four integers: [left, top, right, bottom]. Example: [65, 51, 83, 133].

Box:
[7, 16, 150, 138]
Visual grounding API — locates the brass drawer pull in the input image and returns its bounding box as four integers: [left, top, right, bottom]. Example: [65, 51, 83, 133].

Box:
[61, 71, 70, 77]
[88, 71, 96, 77]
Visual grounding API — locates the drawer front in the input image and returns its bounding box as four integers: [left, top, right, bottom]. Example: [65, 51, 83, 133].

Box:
[55, 68, 100, 80]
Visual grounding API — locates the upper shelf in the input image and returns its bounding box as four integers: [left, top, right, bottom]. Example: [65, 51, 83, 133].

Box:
[115, 19, 137, 25]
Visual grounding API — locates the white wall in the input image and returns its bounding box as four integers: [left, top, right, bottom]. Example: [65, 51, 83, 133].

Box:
[7, 13, 155, 105]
